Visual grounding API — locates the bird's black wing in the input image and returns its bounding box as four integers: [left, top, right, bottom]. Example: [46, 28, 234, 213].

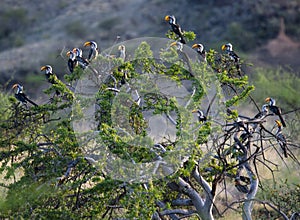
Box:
[16, 93, 38, 106]
[229, 51, 240, 62]
[88, 49, 93, 60]
[270, 106, 286, 127]
[277, 133, 288, 158]
[68, 59, 74, 73]
[171, 24, 186, 44]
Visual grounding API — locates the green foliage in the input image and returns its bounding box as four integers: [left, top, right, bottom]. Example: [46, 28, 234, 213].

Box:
[165, 30, 196, 43]
[250, 67, 300, 108]
[0, 35, 270, 219]
[255, 181, 300, 219]
[195, 122, 211, 144]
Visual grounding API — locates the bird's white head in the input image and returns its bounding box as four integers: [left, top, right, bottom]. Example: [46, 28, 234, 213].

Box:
[265, 97, 275, 106]
[192, 43, 204, 53]
[72, 48, 82, 57]
[222, 43, 233, 51]
[40, 65, 52, 75]
[165, 15, 175, 24]
[12, 83, 23, 93]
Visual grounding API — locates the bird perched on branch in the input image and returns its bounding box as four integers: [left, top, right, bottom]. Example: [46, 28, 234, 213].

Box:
[41, 65, 61, 96]
[192, 43, 207, 62]
[66, 50, 77, 73]
[72, 48, 89, 69]
[265, 97, 286, 127]
[40, 65, 58, 84]
[250, 104, 269, 131]
[83, 41, 99, 61]
[170, 41, 194, 77]
[117, 45, 126, 61]
[253, 104, 269, 120]
[234, 179, 249, 194]
[170, 41, 183, 51]
[165, 15, 186, 44]
[41, 65, 74, 99]
[192, 109, 207, 123]
[221, 43, 240, 62]
[221, 43, 241, 75]
[12, 84, 38, 106]
[275, 120, 288, 158]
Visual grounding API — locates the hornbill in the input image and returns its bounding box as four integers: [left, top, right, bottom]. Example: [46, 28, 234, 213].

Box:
[221, 43, 240, 62]
[250, 104, 269, 131]
[275, 120, 288, 158]
[40, 65, 60, 95]
[253, 104, 269, 120]
[165, 15, 186, 44]
[12, 84, 38, 106]
[117, 45, 126, 61]
[170, 41, 194, 77]
[40, 65, 58, 84]
[221, 43, 241, 75]
[83, 41, 99, 61]
[72, 48, 89, 69]
[66, 50, 77, 73]
[265, 97, 286, 127]
[192, 43, 207, 62]
[170, 41, 183, 51]
[234, 179, 249, 194]
[192, 109, 207, 123]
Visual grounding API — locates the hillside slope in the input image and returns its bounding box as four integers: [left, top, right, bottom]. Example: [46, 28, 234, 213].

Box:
[1, 0, 300, 95]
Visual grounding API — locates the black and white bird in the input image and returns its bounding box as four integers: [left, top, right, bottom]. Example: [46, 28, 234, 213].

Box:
[253, 104, 269, 120]
[221, 43, 240, 62]
[165, 15, 186, 44]
[40, 65, 59, 84]
[250, 104, 269, 131]
[192, 43, 207, 62]
[66, 50, 77, 73]
[234, 179, 249, 194]
[170, 41, 183, 51]
[221, 43, 241, 75]
[192, 109, 207, 123]
[41, 65, 61, 96]
[117, 45, 126, 61]
[83, 41, 99, 61]
[72, 48, 89, 69]
[275, 120, 288, 158]
[265, 97, 286, 127]
[12, 84, 38, 106]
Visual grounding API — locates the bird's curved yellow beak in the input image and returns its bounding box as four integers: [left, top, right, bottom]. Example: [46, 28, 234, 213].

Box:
[66, 51, 71, 56]
[170, 42, 178, 47]
[192, 44, 199, 49]
[192, 109, 198, 113]
[265, 97, 271, 102]
[40, 66, 47, 71]
[164, 15, 170, 21]
[221, 44, 226, 51]
[275, 120, 282, 127]
[84, 41, 91, 47]
[72, 48, 77, 53]
[12, 84, 18, 89]
[118, 45, 125, 50]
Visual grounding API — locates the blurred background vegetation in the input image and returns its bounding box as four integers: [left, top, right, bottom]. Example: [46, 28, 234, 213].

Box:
[0, 0, 299, 108]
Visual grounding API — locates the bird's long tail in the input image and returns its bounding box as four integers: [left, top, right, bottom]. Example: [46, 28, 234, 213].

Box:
[180, 36, 186, 44]
[278, 114, 286, 127]
[282, 146, 288, 158]
[25, 97, 38, 106]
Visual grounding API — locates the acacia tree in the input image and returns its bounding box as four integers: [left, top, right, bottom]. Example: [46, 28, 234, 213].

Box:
[0, 31, 299, 220]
